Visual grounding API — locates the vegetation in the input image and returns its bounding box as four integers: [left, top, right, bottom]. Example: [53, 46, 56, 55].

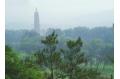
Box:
[5, 45, 47, 79]
[5, 28, 114, 79]
[6, 27, 114, 63]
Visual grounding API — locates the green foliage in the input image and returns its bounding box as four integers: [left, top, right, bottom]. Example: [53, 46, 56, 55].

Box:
[60, 38, 87, 79]
[74, 67, 100, 79]
[5, 45, 47, 79]
[67, 37, 82, 49]
[6, 45, 21, 79]
[5, 30, 114, 79]
[41, 31, 58, 45]
[19, 67, 46, 79]
[5, 45, 12, 52]
[35, 31, 61, 79]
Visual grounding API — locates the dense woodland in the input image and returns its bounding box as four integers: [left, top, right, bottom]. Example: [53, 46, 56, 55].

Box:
[6, 26, 114, 79]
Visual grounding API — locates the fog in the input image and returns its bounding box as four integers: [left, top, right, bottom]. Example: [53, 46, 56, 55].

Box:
[6, 0, 114, 30]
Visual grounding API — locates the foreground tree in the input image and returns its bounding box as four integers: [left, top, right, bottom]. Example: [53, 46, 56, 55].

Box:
[40, 31, 61, 79]
[5, 45, 46, 79]
[5, 45, 22, 79]
[59, 37, 101, 79]
[59, 37, 86, 79]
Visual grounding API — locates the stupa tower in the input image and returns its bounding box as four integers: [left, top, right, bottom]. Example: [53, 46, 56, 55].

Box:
[34, 8, 40, 33]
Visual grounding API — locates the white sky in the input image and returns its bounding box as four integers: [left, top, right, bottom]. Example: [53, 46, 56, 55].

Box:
[6, 0, 114, 29]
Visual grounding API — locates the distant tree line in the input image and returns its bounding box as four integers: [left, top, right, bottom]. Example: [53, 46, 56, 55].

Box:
[5, 27, 114, 63]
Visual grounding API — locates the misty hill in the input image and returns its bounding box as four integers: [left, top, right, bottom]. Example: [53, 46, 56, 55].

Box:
[47, 26, 113, 43]
[5, 26, 114, 62]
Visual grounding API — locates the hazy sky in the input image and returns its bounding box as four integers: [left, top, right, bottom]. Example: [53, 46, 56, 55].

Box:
[6, 0, 114, 30]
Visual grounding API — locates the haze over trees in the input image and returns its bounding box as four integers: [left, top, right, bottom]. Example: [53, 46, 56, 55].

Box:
[6, 26, 114, 62]
[5, 26, 114, 79]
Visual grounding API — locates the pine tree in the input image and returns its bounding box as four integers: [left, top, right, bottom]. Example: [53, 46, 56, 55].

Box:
[41, 31, 61, 79]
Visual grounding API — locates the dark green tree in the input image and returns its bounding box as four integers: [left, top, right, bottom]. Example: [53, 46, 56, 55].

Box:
[59, 37, 100, 79]
[64, 37, 86, 79]
[5, 45, 46, 79]
[5, 45, 22, 79]
[40, 31, 61, 79]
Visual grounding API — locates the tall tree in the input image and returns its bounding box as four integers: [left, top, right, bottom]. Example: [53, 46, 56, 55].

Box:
[59, 37, 87, 79]
[41, 31, 60, 79]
